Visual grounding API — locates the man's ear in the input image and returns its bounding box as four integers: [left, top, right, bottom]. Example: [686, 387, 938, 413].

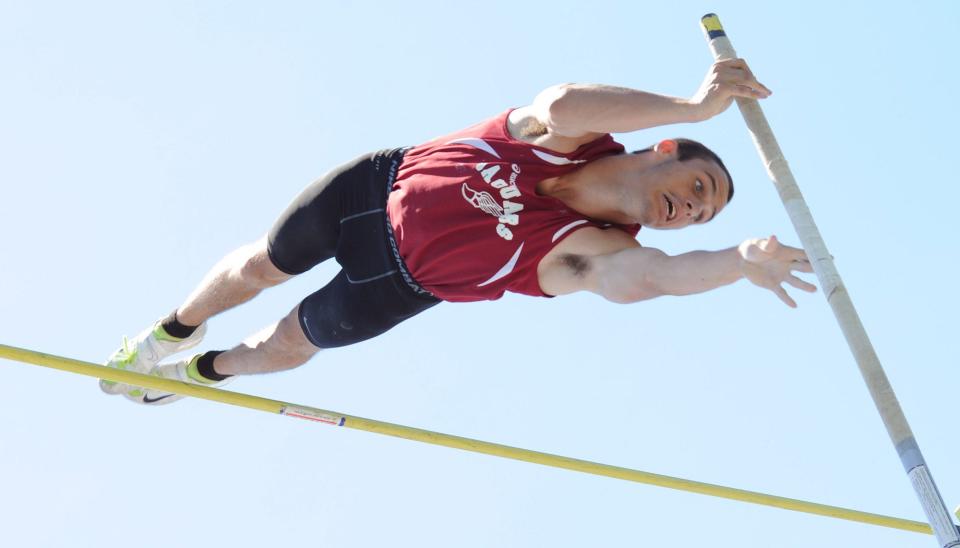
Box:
[653, 139, 678, 156]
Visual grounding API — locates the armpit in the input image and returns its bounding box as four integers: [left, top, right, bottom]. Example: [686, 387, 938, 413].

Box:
[518, 117, 549, 138]
[560, 254, 591, 277]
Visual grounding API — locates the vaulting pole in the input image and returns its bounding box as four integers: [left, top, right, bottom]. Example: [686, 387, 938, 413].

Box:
[0, 343, 935, 535]
[700, 13, 958, 547]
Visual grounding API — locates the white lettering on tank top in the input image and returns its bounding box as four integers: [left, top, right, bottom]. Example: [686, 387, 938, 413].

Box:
[459, 157, 524, 241]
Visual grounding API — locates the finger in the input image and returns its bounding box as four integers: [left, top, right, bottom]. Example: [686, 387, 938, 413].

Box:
[717, 82, 766, 101]
[719, 64, 771, 98]
[734, 59, 772, 95]
[734, 85, 770, 99]
[791, 259, 814, 273]
[716, 58, 748, 69]
[785, 275, 817, 293]
[789, 252, 810, 264]
[726, 84, 767, 100]
[785, 247, 811, 263]
[730, 76, 771, 98]
[774, 240, 807, 261]
[737, 67, 772, 97]
[751, 83, 772, 98]
[773, 285, 797, 308]
[717, 65, 750, 82]
[761, 235, 780, 253]
[773, 241, 809, 262]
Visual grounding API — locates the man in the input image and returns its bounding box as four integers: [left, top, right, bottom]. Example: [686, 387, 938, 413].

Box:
[101, 58, 815, 405]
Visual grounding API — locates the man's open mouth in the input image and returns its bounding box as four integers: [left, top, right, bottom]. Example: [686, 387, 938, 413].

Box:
[664, 194, 676, 221]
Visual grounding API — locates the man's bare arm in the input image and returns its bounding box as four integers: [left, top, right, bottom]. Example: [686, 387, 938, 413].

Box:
[530, 58, 772, 139]
[575, 236, 815, 307]
[532, 84, 700, 139]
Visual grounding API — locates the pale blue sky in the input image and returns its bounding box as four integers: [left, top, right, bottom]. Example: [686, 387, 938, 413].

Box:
[2, 2, 958, 547]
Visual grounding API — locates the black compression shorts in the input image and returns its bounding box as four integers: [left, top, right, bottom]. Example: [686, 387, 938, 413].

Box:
[267, 148, 440, 348]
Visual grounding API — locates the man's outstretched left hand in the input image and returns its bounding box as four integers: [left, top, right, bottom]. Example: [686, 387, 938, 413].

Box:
[738, 235, 817, 308]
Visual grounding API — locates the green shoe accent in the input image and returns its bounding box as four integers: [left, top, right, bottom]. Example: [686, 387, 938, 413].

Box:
[128, 389, 144, 397]
[186, 355, 219, 384]
[113, 336, 137, 370]
[152, 323, 185, 343]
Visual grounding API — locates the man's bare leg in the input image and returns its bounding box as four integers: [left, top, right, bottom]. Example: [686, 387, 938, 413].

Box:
[125, 305, 318, 404]
[102, 234, 297, 396]
[174, 237, 318, 377]
[212, 305, 319, 376]
[174, 235, 294, 328]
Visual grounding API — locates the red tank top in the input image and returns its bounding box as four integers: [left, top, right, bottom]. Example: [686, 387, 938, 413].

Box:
[387, 109, 640, 302]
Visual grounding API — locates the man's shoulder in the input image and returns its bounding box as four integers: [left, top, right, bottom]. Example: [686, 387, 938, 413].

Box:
[507, 106, 606, 154]
[547, 226, 640, 257]
[536, 226, 640, 296]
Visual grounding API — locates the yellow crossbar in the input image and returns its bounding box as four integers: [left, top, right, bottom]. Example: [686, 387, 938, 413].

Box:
[0, 343, 931, 535]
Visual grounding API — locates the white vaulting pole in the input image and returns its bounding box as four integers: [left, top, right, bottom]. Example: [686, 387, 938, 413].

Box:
[700, 13, 959, 547]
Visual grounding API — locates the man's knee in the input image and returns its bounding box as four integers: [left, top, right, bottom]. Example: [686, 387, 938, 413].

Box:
[236, 237, 294, 289]
[268, 308, 319, 368]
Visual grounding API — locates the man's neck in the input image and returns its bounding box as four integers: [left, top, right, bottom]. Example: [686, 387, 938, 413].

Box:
[536, 155, 639, 225]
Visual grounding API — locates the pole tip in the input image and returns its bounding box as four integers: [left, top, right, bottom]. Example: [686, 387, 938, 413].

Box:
[701, 13, 726, 39]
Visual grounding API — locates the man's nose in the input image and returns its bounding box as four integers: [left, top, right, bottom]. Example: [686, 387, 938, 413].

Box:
[685, 199, 703, 217]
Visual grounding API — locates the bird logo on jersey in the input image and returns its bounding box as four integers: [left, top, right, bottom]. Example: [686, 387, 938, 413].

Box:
[446, 138, 528, 241]
[461, 183, 505, 217]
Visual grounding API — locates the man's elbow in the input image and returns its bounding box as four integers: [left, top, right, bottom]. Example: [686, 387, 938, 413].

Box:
[534, 84, 583, 136]
[542, 83, 574, 115]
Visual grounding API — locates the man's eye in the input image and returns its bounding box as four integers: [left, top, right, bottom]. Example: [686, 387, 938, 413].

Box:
[695, 180, 704, 193]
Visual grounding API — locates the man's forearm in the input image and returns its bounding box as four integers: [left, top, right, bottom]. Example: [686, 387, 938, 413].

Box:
[593, 238, 810, 306]
[648, 247, 744, 296]
[595, 246, 744, 303]
[543, 84, 705, 136]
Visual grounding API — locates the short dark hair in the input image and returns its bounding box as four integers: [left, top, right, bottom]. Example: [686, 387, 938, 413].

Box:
[632, 138, 734, 203]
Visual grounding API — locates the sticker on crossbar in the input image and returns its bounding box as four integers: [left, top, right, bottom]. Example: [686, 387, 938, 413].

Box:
[281, 405, 345, 426]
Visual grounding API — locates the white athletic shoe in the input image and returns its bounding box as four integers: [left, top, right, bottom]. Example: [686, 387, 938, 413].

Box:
[100, 320, 207, 396]
[124, 354, 231, 406]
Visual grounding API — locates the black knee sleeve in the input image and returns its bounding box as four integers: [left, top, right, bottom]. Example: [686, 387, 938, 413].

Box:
[298, 270, 438, 348]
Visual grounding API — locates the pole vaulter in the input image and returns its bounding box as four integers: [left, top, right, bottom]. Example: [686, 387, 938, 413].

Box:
[1, 13, 955, 545]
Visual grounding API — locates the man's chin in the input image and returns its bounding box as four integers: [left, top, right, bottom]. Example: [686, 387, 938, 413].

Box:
[647, 222, 683, 231]
[643, 218, 667, 230]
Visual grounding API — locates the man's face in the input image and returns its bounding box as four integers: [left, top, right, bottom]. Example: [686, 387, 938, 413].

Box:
[632, 155, 731, 230]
